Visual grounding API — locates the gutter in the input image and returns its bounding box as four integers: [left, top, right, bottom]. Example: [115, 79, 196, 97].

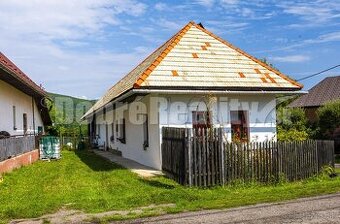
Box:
[132, 89, 307, 95]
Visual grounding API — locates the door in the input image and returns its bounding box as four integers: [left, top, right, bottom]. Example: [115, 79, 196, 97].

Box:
[105, 123, 109, 151]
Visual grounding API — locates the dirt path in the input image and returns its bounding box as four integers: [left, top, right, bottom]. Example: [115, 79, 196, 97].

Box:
[124, 193, 340, 224]
[10, 204, 175, 224]
[10, 193, 340, 224]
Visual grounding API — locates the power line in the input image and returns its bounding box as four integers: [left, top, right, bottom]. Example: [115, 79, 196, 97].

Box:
[297, 64, 340, 81]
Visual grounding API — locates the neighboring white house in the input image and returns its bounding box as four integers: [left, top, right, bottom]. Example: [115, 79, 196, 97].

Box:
[0, 52, 51, 136]
[83, 21, 303, 170]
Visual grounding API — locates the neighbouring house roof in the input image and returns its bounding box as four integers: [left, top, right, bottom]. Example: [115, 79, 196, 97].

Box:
[0, 52, 52, 125]
[290, 76, 340, 108]
[85, 21, 302, 118]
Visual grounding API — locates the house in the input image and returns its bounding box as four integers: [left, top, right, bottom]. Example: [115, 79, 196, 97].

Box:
[0, 52, 51, 136]
[289, 76, 340, 123]
[83, 22, 302, 170]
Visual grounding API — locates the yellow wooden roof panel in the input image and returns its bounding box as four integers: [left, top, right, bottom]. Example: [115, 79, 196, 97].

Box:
[85, 22, 301, 117]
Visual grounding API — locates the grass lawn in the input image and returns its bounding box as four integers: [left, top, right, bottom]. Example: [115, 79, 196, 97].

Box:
[0, 150, 339, 223]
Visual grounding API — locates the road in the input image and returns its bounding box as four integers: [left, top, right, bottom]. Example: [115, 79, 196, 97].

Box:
[121, 193, 340, 224]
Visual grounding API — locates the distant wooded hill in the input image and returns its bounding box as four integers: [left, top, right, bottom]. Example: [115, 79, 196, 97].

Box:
[47, 92, 96, 136]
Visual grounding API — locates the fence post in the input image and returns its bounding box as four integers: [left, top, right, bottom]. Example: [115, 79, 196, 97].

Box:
[186, 128, 193, 187]
[218, 128, 225, 185]
[316, 140, 319, 174]
[330, 140, 335, 168]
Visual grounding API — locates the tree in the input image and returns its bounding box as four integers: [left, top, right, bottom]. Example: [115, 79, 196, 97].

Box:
[317, 100, 340, 139]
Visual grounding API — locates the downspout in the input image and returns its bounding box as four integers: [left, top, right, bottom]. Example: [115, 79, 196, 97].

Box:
[32, 97, 36, 136]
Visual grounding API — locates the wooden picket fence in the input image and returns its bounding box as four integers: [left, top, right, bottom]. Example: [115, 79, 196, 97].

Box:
[161, 128, 187, 184]
[161, 127, 335, 187]
[0, 136, 36, 162]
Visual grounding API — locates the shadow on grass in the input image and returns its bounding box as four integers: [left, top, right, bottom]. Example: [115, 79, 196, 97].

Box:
[75, 150, 126, 172]
[139, 178, 176, 189]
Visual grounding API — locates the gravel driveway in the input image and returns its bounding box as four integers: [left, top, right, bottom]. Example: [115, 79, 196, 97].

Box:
[122, 193, 340, 224]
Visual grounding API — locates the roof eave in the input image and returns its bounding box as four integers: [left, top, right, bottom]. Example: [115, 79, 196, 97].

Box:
[81, 89, 135, 120]
[0, 64, 47, 98]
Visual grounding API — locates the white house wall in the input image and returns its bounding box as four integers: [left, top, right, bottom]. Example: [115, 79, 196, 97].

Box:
[157, 93, 277, 142]
[93, 93, 277, 170]
[0, 80, 44, 136]
[94, 95, 162, 169]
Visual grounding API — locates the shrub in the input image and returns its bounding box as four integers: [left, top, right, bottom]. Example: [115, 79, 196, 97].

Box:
[317, 100, 340, 139]
[277, 127, 309, 141]
[277, 107, 309, 141]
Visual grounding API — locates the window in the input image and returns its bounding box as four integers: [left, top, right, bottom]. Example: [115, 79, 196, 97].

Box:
[110, 122, 115, 142]
[230, 111, 249, 142]
[13, 106, 17, 130]
[117, 119, 126, 144]
[103, 108, 106, 121]
[38, 126, 43, 134]
[143, 114, 149, 148]
[23, 113, 27, 135]
[97, 124, 101, 136]
[192, 111, 211, 129]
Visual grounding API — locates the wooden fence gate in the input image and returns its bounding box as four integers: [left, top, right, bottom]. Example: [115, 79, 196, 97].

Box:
[161, 128, 187, 184]
[161, 127, 335, 187]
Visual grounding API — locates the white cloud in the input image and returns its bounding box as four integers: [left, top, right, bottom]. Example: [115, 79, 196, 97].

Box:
[154, 2, 167, 11]
[270, 55, 311, 63]
[0, 0, 148, 98]
[206, 20, 248, 34]
[313, 32, 340, 43]
[254, 31, 340, 54]
[220, 0, 239, 5]
[0, 0, 147, 41]
[279, 1, 340, 24]
[195, 0, 215, 7]
[240, 8, 255, 17]
[1, 36, 147, 98]
[218, 1, 274, 20]
[156, 18, 184, 31]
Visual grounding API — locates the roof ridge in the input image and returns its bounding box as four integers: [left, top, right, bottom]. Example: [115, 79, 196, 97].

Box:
[324, 75, 340, 79]
[133, 21, 194, 88]
[191, 23, 303, 89]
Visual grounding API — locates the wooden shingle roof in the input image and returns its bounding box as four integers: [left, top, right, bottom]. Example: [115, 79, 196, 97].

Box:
[85, 21, 302, 116]
[290, 76, 340, 107]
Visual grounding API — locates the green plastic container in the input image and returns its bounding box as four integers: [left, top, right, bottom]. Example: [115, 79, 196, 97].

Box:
[39, 136, 61, 160]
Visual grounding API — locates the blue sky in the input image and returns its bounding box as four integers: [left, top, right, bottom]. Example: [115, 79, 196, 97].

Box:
[0, 0, 339, 99]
